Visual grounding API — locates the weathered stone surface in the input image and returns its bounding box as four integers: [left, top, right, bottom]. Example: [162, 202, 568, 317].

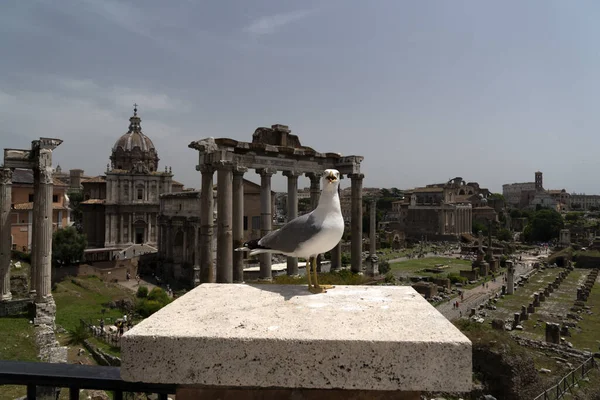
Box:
[0, 298, 32, 317]
[122, 284, 472, 392]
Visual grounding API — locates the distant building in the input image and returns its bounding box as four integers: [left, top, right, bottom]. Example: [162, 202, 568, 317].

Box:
[156, 179, 276, 282]
[569, 193, 600, 211]
[503, 171, 570, 211]
[390, 177, 480, 241]
[52, 165, 90, 192]
[9, 169, 71, 252]
[80, 107, 181, 249]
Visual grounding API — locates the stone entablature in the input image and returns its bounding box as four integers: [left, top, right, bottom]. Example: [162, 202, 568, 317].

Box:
[189, 126, 364, 284]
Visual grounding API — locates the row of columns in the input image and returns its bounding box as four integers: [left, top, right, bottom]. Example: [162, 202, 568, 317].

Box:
[196, 163, 365, 283]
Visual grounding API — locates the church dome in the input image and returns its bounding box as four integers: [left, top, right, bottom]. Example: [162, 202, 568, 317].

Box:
[110, 106, 159, 173]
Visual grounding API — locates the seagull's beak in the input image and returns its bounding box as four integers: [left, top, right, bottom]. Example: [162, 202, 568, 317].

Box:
[326, 171, 337, 183]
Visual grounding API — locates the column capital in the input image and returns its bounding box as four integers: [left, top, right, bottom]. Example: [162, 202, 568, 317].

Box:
[198, 164, 215, 174]
[348, 173, 365, 181]
[282, 170, 302, 179]
[233, 166, 248, 176]
[0, 168, 13, 184]
[256, 167, 277, 177]
[215, 160, 234, 170]
[305, 172, 323, 180]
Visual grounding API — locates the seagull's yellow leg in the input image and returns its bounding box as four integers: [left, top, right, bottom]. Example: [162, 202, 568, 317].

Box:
[306, 258, 313, 291]
[310, 256, 334, 293]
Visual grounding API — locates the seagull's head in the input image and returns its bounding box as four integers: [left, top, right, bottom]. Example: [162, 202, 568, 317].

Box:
[322, 169, 340, 190]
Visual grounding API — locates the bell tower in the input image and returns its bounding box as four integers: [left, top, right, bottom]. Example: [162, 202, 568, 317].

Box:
[535, 171, 543, 191]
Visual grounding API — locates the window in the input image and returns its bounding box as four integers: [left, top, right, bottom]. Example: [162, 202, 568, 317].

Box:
[243, 216, 248, 231]
[137, 188, 143, 200]
[28, 194, 34, 202]
[12, 244, 16, 250]
[52, 195, 58, 203]
[252, 216, 261, 230]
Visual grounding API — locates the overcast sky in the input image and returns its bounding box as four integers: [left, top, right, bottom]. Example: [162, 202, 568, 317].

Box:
[1, 1, 599, 194]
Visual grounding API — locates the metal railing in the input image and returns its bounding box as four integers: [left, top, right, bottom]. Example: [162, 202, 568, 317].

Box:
[0, 360, 176, 400]
[533, 356, 597, 400]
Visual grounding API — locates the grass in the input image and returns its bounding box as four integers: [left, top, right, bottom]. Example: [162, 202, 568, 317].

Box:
[53, 276, 134, 331]
[87, 336, 121, 357]
[0, 317, 37, 361]
[268, 269, 375, 285]
[492, 268, 564, 320]
[389, 256, 471, 277]
[0, 317, 38, 400]
[569, 272, 600, 351]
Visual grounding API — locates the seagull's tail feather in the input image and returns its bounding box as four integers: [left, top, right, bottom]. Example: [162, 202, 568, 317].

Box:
[234, 239, 275, 257]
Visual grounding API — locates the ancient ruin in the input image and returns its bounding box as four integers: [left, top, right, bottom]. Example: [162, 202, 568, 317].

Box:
[1, 138, 62, 324]
[188, 124, 364, 282]
[367, 198, 379, 276]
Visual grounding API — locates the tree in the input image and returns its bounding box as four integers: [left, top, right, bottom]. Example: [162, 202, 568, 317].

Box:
[136, 287, 172, 317]
[488, 193, 505, 202]
[298, 198, 312, 214]
[67, 190, 84, 233]
[472, 221, 488, 236]
[524, 209, 564, 242]
[52, 226, 87, 267]
[496, 228, 512, 242]
[565, 212, 582, 224]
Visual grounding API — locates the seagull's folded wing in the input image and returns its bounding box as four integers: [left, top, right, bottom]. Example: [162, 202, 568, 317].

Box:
[259, 213, 322, 254]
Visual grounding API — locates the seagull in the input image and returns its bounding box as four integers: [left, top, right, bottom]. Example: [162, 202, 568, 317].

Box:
[236, 169, 344, 293]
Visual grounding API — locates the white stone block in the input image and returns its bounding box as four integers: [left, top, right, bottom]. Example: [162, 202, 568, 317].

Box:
[121, 284, 471, 392]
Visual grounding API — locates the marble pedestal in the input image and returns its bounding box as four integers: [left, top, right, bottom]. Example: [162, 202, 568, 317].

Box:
[121, 284, 472, 398]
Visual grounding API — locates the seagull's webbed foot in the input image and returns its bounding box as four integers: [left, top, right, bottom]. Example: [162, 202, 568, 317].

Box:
[311, 257, 335, 293]
[305, 259, 313, 292]
[309, 286, 327, 294]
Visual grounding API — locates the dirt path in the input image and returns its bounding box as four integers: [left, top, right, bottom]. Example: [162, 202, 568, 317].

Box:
[436, 254, 539, 320]
[117, 277, 158, 293]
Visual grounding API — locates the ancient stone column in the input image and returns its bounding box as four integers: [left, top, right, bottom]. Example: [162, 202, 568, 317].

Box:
[366, 198, 378, 276]
[349, 174, 364, 273]
[199, 165, 215, 283]
[369, 199, 377, 257]
[216, 162, 233, 283]
[283, 171, 301, 276]
[533, 293, 540, 307]
[0, 168, 13, 301]
[120, 215, 124, 244]
[193, 225, 201, 287]
[545, 322, 560, 344]
[32, 139, 61, 304]
[506, 260, 515, 295]
[478, 230, 483, 253]
[232, 166, 247, 283]
[520, 305, 528, 320]
[258, 168, 276, 280]
[307, 172, 322, 210]
[331, 184, 343, 271]
[306, 172, 323, 271]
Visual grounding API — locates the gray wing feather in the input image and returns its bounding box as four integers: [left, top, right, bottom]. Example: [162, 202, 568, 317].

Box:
[259, 212, 321, 253]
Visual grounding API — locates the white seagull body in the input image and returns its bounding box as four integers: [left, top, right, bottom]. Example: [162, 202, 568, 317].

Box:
[236, 169, 345, 291]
